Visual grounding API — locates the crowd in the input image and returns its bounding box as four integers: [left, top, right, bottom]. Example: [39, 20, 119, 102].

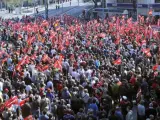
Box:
[0, 14, 159, 120]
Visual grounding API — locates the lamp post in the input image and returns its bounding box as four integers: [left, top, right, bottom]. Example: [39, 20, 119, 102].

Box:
[45, 0, 48, 19]
[102, 0, 106, 19]
[62, 0, 63, 12]
[34, 0, 35, 15]
[0, 0, 2, 10]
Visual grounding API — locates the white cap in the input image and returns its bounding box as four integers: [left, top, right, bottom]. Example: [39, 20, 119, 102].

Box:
[123, 96, 127, 100]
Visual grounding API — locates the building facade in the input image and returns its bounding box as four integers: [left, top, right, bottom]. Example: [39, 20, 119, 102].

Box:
[106, 0, 160, 16]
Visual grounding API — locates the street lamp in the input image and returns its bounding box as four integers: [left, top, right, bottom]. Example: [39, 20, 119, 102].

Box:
[102, 0, 106, 19]
[45, 0, 48, 19]
[34, 0, 35, 15]
[62, 0, 63, 12]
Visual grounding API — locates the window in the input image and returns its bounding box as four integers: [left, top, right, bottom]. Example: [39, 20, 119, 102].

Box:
[123, 0, 132, 2]
[117, 0, 123, 3]
[117, 0, 133, 3]
[155, 0, 160, 3]
[154, 9, 160, 12]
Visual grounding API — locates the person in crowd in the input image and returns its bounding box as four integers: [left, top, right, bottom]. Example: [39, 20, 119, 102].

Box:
[0, 14, 159, 120]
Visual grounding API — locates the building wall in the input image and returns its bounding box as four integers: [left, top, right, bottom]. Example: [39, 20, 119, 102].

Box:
[105, 0, 160, 16]
[106, 0, 157, 4]
[106, 0, 116, 3]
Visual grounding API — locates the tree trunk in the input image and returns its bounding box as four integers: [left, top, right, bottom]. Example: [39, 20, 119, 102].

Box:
[92, 0, 98, 8]
[94, 1, 97, 8]
[5, 1, 7, 10]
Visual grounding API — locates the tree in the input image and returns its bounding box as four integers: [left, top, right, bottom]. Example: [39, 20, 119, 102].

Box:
[92, 0, 98, 8]
[27, 0, 33, 6]
[5, 0, 21, 7]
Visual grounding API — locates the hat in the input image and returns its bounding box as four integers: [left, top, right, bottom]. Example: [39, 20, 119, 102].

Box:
[149, 103, 153, 108]
[66, 104, 71, 108]
[122, 96, 127, 100]
[115, 78, 119, 82]
[116, 106, 120, 109]
[132, 100, 136, 104]
[4, 88, 9, 93]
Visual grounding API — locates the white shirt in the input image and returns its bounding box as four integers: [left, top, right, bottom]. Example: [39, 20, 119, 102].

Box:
[44, 69, 51, 76]
[69, 67, 73, 75]
[0, 81, 3, 92]
[126, 110, 134, 120]
[85, 69, 92, 78]
[23, 70, 30, 78]
[62, 61, 69, 70]
[25, 85, 32, 93]
[78, 68, 85, 75]
[71, 71, 80, 80]
[28, 64, 35, 72]
[82, 93, 90, 104]
[51, 49, 56, 55]
[31, 69, 38, 82]
[47, 81, 53, 89]
[137, 104, 145, 116]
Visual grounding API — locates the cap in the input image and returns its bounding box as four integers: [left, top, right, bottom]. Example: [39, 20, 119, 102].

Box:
[122, 96, 127, 100]
[4, 88, 9, 93]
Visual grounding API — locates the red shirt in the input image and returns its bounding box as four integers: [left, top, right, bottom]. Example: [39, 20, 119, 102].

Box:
[152, 83, 158, 89]
[130, 77, 136, 85]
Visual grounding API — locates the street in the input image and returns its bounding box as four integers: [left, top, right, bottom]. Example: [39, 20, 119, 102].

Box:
[0, 0, 93, 19]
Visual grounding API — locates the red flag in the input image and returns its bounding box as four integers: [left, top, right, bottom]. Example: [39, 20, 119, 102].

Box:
[58, 44, 64, 51]
[33, 24, 38, 33]
[115, 32, 120, 45]
[152, 65, 158, 71]
[144, 27, 148, 38]
[1, 58, 7, 65]
[42, 20, 49, 27]
[27, 24, 32, 33]
[42, 54, 49, 62]
[0, 96, 18, 112]
[86, 41, 91, 47]
[116, 49, 120, 55]
[19, 98, 29, 107]
[99, 33, 106, 38]
[1, 42, 6, 48]
[24, 115, 34, 120]
[42, 65, 49, 71]
[142, 48, 151, 57]
[141, 40, 146, 46]
[16, 65, 21, 71]
[65, 39, 70, 46]
[70, 54, 74, 60]
[27, 37, 35, 46]
[18, 34, 23, 40]
[54, 55, 63, 71]
[54, 60, 62, 71]
[113, 58, 122, 65]
[30, 54, 37, 60]
[19, 55, 28, 65]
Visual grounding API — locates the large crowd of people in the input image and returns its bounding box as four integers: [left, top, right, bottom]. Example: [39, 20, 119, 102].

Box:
[0, 14, 159, 120]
